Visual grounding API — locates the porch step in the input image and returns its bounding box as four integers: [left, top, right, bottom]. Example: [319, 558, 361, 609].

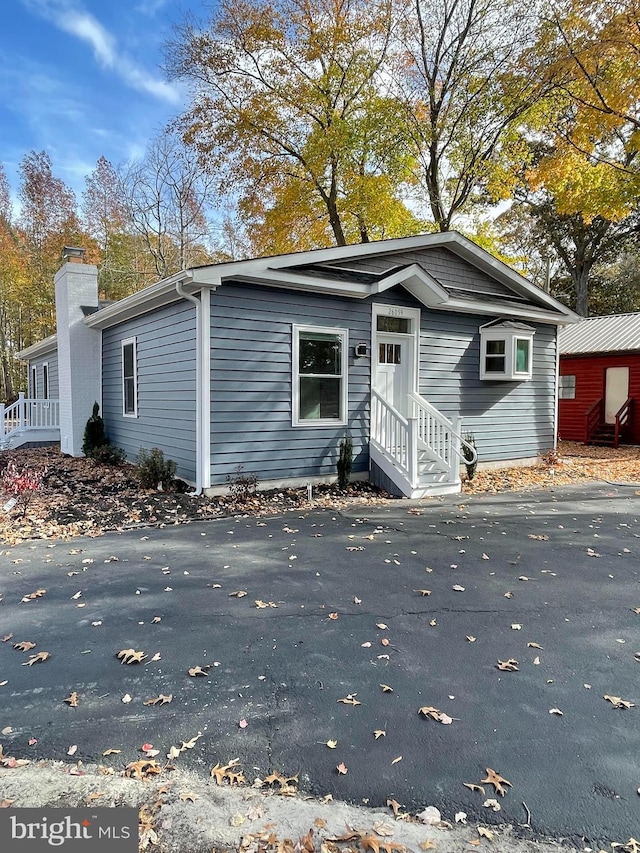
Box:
[588, 425, 616, 447]
[1, 428, 60, 450]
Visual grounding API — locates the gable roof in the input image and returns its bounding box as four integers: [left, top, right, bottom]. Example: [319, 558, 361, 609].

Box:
[559, 312, 640, 355]
[83, 232, 578, 331]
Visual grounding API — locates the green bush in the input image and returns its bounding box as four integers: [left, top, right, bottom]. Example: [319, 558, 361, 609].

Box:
[91, 445, 127, 466]
[136, 447, 177, 490]
[337, 434, 353, 490]
[462, 433, 478, 481]
[82, 402, 108, 457]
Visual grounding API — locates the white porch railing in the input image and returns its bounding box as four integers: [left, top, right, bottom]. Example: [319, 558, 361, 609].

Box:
[1, 393, 61, 447]
[371, 388, 477, 493]
[371, 388, 418, 487]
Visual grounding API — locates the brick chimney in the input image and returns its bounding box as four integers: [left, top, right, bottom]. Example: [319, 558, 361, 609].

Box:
[55, 248, 101, 456]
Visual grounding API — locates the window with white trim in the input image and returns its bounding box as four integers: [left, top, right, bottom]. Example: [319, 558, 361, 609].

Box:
[122, 338, 138, 417]
[292, 325, 348, 426]
[42, 362, 49, 400]
[559, 375, 576, 399]
[480, 325, 535, 381]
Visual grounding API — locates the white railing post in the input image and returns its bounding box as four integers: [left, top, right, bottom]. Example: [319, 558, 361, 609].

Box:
[18, 392, 26, 430]
[451, 416, 462, 482]
[408, 417, 418, 487]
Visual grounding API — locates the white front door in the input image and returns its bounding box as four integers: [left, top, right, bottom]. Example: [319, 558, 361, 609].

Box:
[605, 366, 629, 424]
[374, 333, 414, 417]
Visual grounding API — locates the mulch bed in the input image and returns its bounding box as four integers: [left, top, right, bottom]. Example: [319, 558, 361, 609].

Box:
[1, 442, 639, 545]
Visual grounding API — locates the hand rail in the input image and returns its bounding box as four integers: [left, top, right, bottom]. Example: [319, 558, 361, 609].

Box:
[2, 396, 61, 442]
[409, 390, 477, 467]
[614, 397, 632, 448]
[585, 397, 603, 442]
[370, 389, 416, 486]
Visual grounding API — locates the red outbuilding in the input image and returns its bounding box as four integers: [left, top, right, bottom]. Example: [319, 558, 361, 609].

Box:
[558, 313, 640, 447]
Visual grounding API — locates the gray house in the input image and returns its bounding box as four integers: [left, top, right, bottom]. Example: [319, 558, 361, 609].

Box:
[11, 234, 578, 498]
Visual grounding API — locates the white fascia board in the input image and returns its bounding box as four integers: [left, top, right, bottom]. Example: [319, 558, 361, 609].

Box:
[444, 298, 575, 325]
[234, 269, 371, 297]
[16, 334, 58, 361]
[84, 270, 199, 330]
[373, 264, 449, 306]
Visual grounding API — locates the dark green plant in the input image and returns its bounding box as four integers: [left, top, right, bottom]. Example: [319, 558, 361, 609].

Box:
[136, 447, 177, 490]
[91, 444, 127, 466]
[82, 402, 108, 457]
[337, 434, 353, 490]
[226, 465, 259, 501]
[462, 433, 477, 481]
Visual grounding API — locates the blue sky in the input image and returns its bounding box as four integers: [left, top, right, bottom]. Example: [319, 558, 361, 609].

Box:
[0, 0, 206, 205]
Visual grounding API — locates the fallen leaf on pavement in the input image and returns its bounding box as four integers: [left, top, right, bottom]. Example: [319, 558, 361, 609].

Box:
[211, 760, 245, 785]
[417, 806, 441, 825]
[391, 756, 402, 764]
[13, 641, 36, 652]
[63, 692, 79, 707]
[179, 791, 200, 802]
[374, 730, 386, 739]
[414, 589, 432, 596]
[125, 760, 162, 780]
[549, 708, 563, 716]
[381, 684, 394, 693]
[326, 740, 337, 749]
[188, 665, 211, 677]
[338, 694, 361, 706]
[22, 651, 50, 666]
[336, 762, 348, 774]
[496, 659, 519, 671]
[604, 695, 635, 709]
[67, 745, 77, 756]
[102, 749, 121, 756]
[483, 799, 501, 811]
[478, 827, 494, 840]
[466, 636, 476, 642]
[116, 648, 146, 664]
[143, 694, 173, 706]
[481, 768, 512, 796]
[20, 589, 46, 603]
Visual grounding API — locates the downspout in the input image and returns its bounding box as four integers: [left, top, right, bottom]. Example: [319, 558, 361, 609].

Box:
[176, 279, 205, 495]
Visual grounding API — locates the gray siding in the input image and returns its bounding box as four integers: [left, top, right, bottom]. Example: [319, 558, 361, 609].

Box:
[208, 281, 556, 486]
[371, 287, 557, 461]
[321, 246, 516, 299]
[419, 310, 557, 461]
[29, 352, 59, 398]
[209, 282, 371, 485]
[102, 301, 197, 480]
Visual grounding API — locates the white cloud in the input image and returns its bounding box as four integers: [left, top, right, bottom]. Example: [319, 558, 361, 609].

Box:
[135, 0, 168, 15]
[21, 0, 180, 104]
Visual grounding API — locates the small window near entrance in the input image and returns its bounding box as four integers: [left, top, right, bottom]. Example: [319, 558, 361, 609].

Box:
[379, 343, 402, 364]
[559, 375, 576, 399]
[377, 316, 410, 334]
[30, 366, 37, 398]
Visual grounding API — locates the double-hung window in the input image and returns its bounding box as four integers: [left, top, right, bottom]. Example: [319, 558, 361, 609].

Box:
[559, 375, 576, 399]
[122, 338, 138, 417]
[292, 325, 348, 426]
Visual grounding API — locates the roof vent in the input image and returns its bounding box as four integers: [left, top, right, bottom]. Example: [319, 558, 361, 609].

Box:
[61, 246, 85, 264]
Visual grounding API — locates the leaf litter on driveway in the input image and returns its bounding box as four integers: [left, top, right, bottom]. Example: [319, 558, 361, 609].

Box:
[1, 447, 639, 850]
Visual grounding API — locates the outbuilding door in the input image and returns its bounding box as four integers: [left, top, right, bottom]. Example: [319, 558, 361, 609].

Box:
[605, 366, 629, 424]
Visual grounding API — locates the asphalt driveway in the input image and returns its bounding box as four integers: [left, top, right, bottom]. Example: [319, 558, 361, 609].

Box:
[0, 483, 638, 848]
